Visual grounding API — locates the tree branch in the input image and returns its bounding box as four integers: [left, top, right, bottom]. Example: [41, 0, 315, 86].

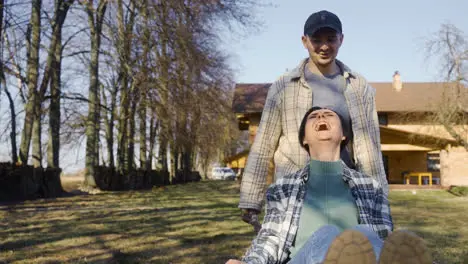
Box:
[60, 93, 112, 112]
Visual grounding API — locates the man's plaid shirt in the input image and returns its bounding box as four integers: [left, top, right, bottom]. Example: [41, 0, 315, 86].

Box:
[241, 162, 394, 264]
[239, 58, 388, 211]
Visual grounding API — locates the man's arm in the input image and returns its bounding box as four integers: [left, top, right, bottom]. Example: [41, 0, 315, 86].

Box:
[240, 184, 284, 264]
[364, 84, 389, 196]
[239, 80, 283, 211]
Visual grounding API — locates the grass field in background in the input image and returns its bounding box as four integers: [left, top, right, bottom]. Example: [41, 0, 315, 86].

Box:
[1, 180, 467, 263]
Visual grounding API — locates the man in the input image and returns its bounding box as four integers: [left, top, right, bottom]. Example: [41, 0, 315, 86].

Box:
[240, 10, 388, 229]
[227, 107, 432, 264]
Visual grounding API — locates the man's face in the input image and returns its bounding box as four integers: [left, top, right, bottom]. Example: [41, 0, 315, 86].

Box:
[302, 28, 343, 68]
[303, 108, 345, 148]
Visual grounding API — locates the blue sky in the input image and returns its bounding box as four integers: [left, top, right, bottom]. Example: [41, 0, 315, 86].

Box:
[229, 0, 468, 83]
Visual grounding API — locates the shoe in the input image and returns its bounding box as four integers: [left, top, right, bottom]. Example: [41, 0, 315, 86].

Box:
[323, 229, 377, 264]
[378, 230, 432, 264]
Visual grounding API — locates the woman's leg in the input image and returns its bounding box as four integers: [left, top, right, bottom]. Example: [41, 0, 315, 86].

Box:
[288, 225, 341, 264]
[351, 225, 384, 259]
[289, 225, 378, 264]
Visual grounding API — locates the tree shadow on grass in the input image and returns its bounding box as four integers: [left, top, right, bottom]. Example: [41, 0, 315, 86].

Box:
[2, 185, 465, 263]
[59, 231, 254, 264]
[389, 191, 468, 264]
[0, 181, 255, 263]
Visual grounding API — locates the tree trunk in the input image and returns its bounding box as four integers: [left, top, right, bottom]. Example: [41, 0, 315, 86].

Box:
[2, 83, 18, 164]
[183, 151, 191, 182]
[31, 104, 42, 167]
[116, 0, 136, 175]
[138, 2, 150, 170]
[109, 85, 117, 168]
[47, 36, 61, 168]
[95, 82, 101, 165]
[158, 136, 168, 172]
[127, 82, 137, 172]
[154, 1, 170, 174]
[103, 83, 117, 168]
[170, 148, 178, 182]
[19, 0, 42, 165]
[0, 0, 3, 40]
[117, 75, 129, 174]
[148, 117, 158, 170]
[139, 101, 147, 169]
[85, 38, 99, 185]
[84, 1, 107, 186]
[35, 0, 72, 168]
[0, 2, 17, 164]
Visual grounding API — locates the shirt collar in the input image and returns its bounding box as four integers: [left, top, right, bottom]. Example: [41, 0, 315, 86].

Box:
[288, 58, 357, 82]
[300, 159, 353, 184]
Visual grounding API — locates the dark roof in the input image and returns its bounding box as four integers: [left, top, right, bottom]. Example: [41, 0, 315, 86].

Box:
[233, 82, 468, 113]
[372, 82, 467, 112]
[232, 83, 271, 113]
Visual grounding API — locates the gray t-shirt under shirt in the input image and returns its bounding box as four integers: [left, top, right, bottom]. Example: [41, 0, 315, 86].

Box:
[304, 66, 351, 127]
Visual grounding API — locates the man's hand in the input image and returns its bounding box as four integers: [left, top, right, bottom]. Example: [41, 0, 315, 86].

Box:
[241, 209, 261, 233]
[225, 259, 246, 264]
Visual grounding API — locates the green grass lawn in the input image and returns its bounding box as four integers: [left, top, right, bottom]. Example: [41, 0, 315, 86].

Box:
[1, 181, 467, 264]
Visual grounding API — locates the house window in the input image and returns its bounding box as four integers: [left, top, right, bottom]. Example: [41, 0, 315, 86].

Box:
[238, 117, 250, 131]
[427, 153, 440, 172]
[378, 113, 388, 126]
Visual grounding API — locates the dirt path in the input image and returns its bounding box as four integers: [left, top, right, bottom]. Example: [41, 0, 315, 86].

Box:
[60, 175, 84, 192]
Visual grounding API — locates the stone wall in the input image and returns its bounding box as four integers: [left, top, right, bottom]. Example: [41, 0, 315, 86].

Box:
[92, 167, 200, 190]
[440, 147, 468, 186]
[0, 163, 63, 202]
[0, 163, 200, 201]
[93, 166, 171, 190]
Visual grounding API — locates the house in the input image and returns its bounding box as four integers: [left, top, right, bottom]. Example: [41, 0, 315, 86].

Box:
[227, 80, 468, 187]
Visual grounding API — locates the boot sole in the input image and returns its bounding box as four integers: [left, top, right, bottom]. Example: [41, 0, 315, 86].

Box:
[378, 230, 432, 264]
[323, 229, 377, 264]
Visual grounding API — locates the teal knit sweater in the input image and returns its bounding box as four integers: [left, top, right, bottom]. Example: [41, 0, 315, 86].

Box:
[289, 159, 359, 257]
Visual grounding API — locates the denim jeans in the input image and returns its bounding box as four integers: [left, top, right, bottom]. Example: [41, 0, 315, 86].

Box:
[288, 224, 383, 264]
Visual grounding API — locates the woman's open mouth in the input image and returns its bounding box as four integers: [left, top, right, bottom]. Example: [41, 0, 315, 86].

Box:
[315, 122, 330, 131]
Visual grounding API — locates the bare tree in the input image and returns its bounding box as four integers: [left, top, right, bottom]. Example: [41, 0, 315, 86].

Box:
[138, 2, 150, 170]
[27, 0, 75, 169]
[19, 0, 42, 166]
[115, 0, 138, 174]
[83, 0, 107, 186]
[46, 0, 74, 168]
[101, 73, 118, 168]
[0, 0, 19, 164]
[425, 23, 468, 150]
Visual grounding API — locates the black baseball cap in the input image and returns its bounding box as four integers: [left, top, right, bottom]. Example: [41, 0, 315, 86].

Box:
[303, 10, 342, 36]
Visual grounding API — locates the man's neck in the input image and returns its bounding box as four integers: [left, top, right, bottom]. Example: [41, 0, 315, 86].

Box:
[307, 60, 339, 76]
[308, 144, 341, 162]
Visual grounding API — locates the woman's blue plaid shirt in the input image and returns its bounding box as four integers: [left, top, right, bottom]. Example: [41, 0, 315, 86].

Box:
[242, 161, 394, 264]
